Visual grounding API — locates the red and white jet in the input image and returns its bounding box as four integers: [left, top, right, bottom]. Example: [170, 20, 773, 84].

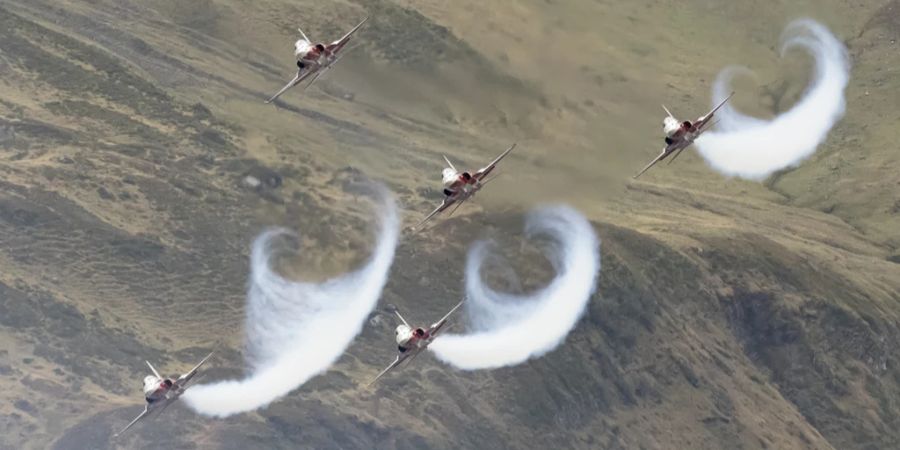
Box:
[633, 92, 735, 179]
[414, 143, 517, 229]
[114, 351, 214, 437]
[265, 17, 368, 104]
[367, 301, 464, 387]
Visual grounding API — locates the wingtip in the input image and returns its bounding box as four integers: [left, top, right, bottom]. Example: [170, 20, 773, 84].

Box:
[365, 374, 384, 389]
[409, 219, 427, 232]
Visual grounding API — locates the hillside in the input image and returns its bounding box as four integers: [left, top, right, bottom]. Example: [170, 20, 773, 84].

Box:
[0, 0, 898, 449]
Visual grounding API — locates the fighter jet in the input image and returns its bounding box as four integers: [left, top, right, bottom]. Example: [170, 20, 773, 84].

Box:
[367, 301, 464, 387]
[265, 17, 368, 103]
[114, 351, 214, 437]
[414, 143, 516, 229]
[633, 92, 735, 178]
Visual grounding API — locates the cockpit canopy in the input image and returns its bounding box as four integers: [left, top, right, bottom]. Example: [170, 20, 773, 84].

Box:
[663, 116, 681, 137]
[395, 324, 411, 337]
[442, 168, 458, 185]
[294, 39, 312, 55]
[142, 375, 161, 394]
[395, 324, 414, 346]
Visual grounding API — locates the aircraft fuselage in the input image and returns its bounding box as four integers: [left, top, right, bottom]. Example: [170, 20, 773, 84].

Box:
[294, 40, 332, 65]
[395, 324, 430, 352]
[663, 115, 702, 148]
[441, 168, 475, 195]
[142, 375, 174, 403]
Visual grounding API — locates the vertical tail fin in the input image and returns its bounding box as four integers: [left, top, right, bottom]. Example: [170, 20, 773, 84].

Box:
[394, 310, 410, 328]
[442, 155, 457, 172]
[146, 361, 162, 379]
[662, 104, 675, 119]
[297, 27, 311, 43]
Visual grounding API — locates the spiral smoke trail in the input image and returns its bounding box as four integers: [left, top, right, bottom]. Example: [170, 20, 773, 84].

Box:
[695, 19, 850, 180]
[430, 206, 600, 370]
[183, 185, 399, 417]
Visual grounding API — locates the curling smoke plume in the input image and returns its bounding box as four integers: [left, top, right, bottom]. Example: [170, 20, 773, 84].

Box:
[695, 19, 849, 180]
[430, 206, 600, 370]
[183, 185, 399, 417]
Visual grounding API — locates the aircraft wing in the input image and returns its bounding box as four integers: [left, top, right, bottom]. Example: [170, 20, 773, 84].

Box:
[666, 145, 689, 166]
[153, 396, 178, 418]
[428, 300, 465, 336]
[413, 197, 457, 230]
[693, 91, 734, 129]
[176, 351, 214, 387]
[114, 405, 150, 438]
[474, 143, 517, 180]
[633, 145, 674, 179]
[327, 17, 368, 53]
[367, 352, 411, 387]
[265, 69, 315, 104]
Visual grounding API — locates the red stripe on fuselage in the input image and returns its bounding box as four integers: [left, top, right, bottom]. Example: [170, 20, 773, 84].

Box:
[458, 175, 476, 185]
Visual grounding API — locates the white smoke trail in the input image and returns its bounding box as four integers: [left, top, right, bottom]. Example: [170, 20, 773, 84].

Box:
[695, 19, 850, 180]
[183, 185, 399, 417]
[430, 206, 600, 370]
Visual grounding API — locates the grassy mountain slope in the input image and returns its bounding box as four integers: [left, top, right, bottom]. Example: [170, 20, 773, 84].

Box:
[0, 0, 897, 449]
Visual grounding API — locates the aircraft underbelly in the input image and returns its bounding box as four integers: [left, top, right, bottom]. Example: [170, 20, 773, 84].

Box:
[145, 389, 167, 403]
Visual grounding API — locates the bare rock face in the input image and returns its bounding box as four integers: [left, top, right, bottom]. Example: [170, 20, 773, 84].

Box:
[241, 165, 283, 192]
